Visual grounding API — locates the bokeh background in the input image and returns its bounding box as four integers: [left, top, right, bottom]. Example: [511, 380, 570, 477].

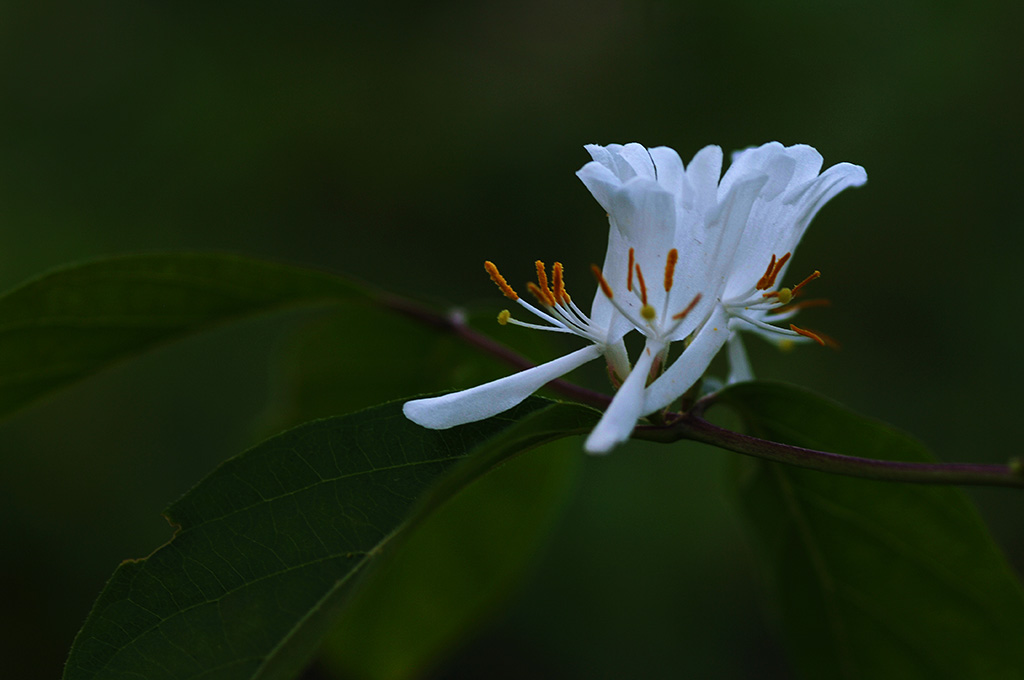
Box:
[2, 1, 1022, 678]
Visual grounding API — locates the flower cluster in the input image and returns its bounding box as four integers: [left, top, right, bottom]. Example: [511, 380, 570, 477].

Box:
[403, 142, 866, 453]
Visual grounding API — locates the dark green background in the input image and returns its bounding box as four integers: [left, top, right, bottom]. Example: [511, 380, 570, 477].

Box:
[2, 2, 1021, 678]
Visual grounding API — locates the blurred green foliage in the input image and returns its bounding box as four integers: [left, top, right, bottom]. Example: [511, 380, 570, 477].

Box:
[1, 1, 1022, 678]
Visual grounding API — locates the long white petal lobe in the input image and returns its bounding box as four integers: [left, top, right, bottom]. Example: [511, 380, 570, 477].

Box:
[403, 344, 602, 429]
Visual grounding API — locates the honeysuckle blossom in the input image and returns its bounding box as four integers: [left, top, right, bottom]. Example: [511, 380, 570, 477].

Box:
[642, 142, 867, 414]
[402, 251, 633, 431]
[576, 143, 771, 452]
[404, 141, 865, 456]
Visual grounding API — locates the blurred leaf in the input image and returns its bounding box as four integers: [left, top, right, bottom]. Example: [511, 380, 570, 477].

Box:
[717, 382, 1024, 679]
[0, 253, 366, 419]
[263, 306, 562, 431]
[63, 396, 598, 680]
[320, 436, 583, 680]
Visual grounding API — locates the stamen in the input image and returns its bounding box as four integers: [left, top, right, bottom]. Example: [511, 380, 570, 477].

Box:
[634, 263, 648, 306]
[485, 261, 518, 300]
[497, 309, 511, 325]
[761, 287, 793, 304]
[627, 248, 635, 292]
[591, 264, 614, 299]
[762, 268, 821, 304]
[790, 270, 821, 297]
[535, 260, 553, 299]
[552, 262, 568, 304]
[526, 281, 556, 306]
[756, 254, 777, 290]
[768, 252, 792, 288]
[790, 324, 825, 346]
[672, 293, 702, 320]
[757, 253, 792, 290]
[664, 249, 678, 292]
[766, 298, 831, 315]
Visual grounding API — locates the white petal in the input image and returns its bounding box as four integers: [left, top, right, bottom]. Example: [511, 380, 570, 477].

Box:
[784, 162, 867, 221]
[617, 142, 657, 180]
[726, 331, 754, 384]
[758, 152, 797, 202]
[709, 174, 771, 273]
[577, 161, 623, 214]
[685, 145, 724, 217]
[766, 160, 868, 282]
[609, 178, 677, 284]
[648, 146, 684, 194]
[584, 143, 615, 166]
[731, 143, 823, 201]
[719, 142, 786, 198]
[590, 225, 635, 340]
[585, 339, 664, 454]
[785, 144, 824, 185]
[643, 306, 731, 413]
[603, 339, 631, 384]
[667, 173, 767, 343]
[403, 344, 603, 429]
[724, 158, 866, 299]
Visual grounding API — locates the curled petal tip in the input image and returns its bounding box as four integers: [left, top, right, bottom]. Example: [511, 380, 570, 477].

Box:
[402, 398, 449, 430]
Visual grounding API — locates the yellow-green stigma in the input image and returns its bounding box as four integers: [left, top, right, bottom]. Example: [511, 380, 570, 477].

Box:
[497, 309, 511, 325]
[640, 304, 657, 322]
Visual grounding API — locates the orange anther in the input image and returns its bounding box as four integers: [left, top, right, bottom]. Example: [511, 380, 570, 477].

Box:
[790, 270, 821, 297]
[552, 262, 568, 304]
[527, 281, 555, 306]
[769, 252, 792, 287]
[627, 248, 635, 292]
[634, 263, 648, 306]
[664, 249, 678, 292]
[790, 324, 825, 346]
[591, 264, 614, 299]
[485, 261, 518, 300]
[758, 252, 792, 290]
[756, 254, 777, 290]
[535, 260, 552, 297]
[672, 293, 702, 320]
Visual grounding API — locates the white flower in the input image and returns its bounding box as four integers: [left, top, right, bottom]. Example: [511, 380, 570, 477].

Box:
[576, 143, 770, 453]
[643, 142, 867, 414]
[405, 141, 866, 457]
[402, 255, 632, 430]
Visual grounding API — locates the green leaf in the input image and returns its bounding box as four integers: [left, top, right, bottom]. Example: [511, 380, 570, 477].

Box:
[716, 382, 1024, 679]
[63, 396, 598, 680]
[263, 305, 558, 429]
[319, 436, 583, 680]
[0, 253, 364, 419]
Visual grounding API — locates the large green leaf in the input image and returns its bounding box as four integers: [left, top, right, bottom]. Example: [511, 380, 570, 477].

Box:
[319, 436, 583, 680]
[716, 382, 1024, 679]
[0, 253, 364, 419]
[62, 397, 598, 680]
